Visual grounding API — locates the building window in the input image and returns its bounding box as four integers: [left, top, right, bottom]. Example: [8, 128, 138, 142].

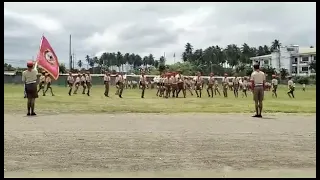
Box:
[301, 67, 309, 72]
[264, 60, 269, 65]
[302, 57, 309, 62]
[292, 58, 297, 64]
[314, 56, 316, 61]
[292, 67, 297, 73]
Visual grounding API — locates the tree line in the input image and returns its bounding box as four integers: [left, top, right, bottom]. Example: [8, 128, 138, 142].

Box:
[73, 39, 282, 77]
[5, 39, 315, 80]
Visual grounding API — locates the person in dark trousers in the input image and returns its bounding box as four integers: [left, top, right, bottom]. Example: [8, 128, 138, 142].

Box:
[22, 61, 39, 116]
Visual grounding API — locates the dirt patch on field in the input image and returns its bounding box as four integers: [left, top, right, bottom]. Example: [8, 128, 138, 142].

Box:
[4, 114, 316, 177]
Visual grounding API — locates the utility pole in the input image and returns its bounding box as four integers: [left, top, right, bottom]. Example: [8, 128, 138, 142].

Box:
[69, 34, 72, 70]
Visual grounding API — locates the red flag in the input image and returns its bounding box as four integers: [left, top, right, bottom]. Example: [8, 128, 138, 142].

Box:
[36, 36, 59, 80]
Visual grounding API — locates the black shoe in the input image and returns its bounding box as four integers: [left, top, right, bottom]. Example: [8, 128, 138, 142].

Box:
[43, 94, 46, 96]
[24, 96, 27, 98]
[141, 96, 144, 98]
[69, 93, 71, 96]
[252, 114, 259, 118]
[257, 115, 262, 118]
[27, 113, 31, 116]
[52, 94, 55, 96]
[119, 95, 122, 98]
[87, 93, 90, 96]
[31, 112, 37, 116]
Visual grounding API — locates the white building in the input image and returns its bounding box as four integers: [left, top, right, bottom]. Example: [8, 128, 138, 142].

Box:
[250, 45, 316, 77]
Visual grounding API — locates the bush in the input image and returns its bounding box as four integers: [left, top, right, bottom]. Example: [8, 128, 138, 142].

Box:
[294, 76, 310, 85]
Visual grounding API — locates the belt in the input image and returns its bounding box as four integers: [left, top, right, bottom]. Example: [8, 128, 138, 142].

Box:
[255, 84, 263, 87]
[25, 81, 36, 84]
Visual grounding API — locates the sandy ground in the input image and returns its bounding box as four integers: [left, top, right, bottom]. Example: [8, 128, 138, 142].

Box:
[4, 113, 316, 178]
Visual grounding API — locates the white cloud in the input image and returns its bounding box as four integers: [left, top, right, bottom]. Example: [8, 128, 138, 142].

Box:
[4, 2, 316, 66]
[4, 8, 64, 34]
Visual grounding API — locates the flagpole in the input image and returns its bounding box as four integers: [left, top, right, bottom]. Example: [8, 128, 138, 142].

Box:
[173, 53, 176, 64]
[34, 35, 44, 70]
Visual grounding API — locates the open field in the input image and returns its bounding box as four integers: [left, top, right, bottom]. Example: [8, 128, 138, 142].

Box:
[4, 114, 316, 178]
[4, 84, 316, 114]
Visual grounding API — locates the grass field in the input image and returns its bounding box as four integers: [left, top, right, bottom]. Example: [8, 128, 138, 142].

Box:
[4, 84, 316, 114]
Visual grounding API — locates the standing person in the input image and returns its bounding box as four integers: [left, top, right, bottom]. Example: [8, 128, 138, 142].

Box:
[116, 72, 125, 98]
[104, 72, 111, 97]
[176, 70, 186, 98]
[67, 72, 74, 96]
[22, 61, 38, 116]
[73, 73, 81, 94]
[184, 77, 194, 96]
[302, 83, 306, 91]
[233, 75, 240, 98]
[80, 73, 87, 94]
[139, 71, 147, 98]
[44, 73, 55, 96]
[170, 73, 178, 98]
[194, 72, 203, 98]
[250, 63, 266, 118]
[115, 73, 119, 95]
[287, 76, 295, 98]
[222, 73, 229, 98]
[213, 77, 221, 96]
[207, 73, 214, 97]
[37, 71, 46, 96]
[271, 74, 278, 98]
[164, 73, 172, 98]
[85, 71, 92, 96]
[241, 77, 248, 98]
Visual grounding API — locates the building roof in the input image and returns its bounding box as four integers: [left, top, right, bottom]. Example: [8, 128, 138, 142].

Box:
[298, 47, 316, 55]
[250, 54, 272, 60]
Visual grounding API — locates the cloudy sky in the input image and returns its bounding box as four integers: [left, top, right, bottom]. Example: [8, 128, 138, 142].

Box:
[4, 2, 316, 67]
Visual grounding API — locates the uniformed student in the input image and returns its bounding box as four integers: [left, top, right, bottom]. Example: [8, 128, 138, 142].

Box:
[213, 77, 221, 96]
[85, 71, 92, 96]
[116, 72, 125, 98]
[44, 73, 54, 96]
[66, 72, 74, 96]
[176, 70, 186, 98]
[164, 73, 172, 98]
[37, 71, 46, 96]
[233, 75, 240, 98]
[104, 72, 111, 97]
[242, 77, 248, 98]
[139, 71, 147, 98]
[73, 73, 81, 94]
[185, 77, 194, 96]
[81, 73, 87, 94]
[271, 74, 278, 98]
[207, 73, 214, 97]
[170, 73, 178, 98]
[287, 76, 295, 98]
[222, 73, 229, 98]
[250, 63, 266, 118]
[194, 72, 203, 98]
[302, 83, 306, 91]
[22, 61, 38, 116]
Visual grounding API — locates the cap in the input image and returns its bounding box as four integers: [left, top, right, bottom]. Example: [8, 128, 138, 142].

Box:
[27, 61, 34, 67]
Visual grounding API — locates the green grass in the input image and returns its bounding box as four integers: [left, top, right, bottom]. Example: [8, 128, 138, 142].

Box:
[4, 84, 316, 114]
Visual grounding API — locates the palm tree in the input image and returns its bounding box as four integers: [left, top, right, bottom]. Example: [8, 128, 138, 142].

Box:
[271, 39, 281, 52]
[159, 56, 165, 65]
[148, 54, 155, 67]
[77, 60, 83, 69]
[85, 55, 91, 69]
[116, 51, 123, 72]
[142, 56, 148, 68]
